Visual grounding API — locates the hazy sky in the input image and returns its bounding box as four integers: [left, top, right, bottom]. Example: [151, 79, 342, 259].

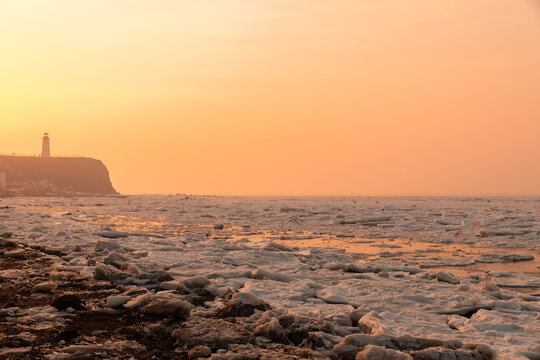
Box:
[1, 1, 539, 195]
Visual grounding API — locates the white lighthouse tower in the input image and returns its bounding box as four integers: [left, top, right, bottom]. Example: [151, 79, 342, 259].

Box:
[41, 132, 51, 157]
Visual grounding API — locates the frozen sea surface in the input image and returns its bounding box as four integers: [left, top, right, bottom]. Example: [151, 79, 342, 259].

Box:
[1, 195, 539, 359]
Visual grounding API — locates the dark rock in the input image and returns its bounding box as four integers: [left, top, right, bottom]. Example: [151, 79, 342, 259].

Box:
[172, 316, 255, 350]
[122, 287, 151, 297]
[95, 239, 121, 251]
[215, 292, 270, 318]
[0, 232, 13, 239]
[148, 269, 173, 282]
[188, 345, 211, 359]
[410, 344, 494, 360]
[181, 275, 211, 290]
[52, 294, 87, 311]
[140, 297, 192, 320]
[278, 314, 336, 346]
[210, 343, 328, 360]
[3, 249, 25, 259]
[182, 292, 216, 307]
[104, 251, 128, 268]
[86, 281, 113, 290]
[0, 238, 16, 247]
[221, 288, 235, 302]
[349, 309, 366, 327]
[333, 334, 492, 360]
[125, 262, 173, 283]
[55, 330, 81, 342]
[356, 345, 412, 359]
[254, 318, 291, 344]
[178, 276, 217, 305]
[94, 263, 128, 282]
[300, 331, 342, 351]
[42, 247, 66, 256]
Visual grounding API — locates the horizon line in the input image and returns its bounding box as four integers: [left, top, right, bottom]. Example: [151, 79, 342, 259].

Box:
[120, 193, 540, 198]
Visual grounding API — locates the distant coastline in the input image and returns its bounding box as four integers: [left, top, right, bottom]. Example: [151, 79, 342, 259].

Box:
[0, 155, 117, 197]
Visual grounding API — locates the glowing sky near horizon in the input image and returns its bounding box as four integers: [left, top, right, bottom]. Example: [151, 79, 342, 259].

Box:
[1, 0, 539, 195]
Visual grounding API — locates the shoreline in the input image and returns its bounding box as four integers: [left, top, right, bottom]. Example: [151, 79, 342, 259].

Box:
[0, 234, 501, 360]
[1, 196, 539, 359]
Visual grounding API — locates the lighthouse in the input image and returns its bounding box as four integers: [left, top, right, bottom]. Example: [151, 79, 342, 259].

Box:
[41, 133, 51, 157]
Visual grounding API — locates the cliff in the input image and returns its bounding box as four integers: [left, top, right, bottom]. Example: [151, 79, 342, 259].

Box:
[0, 156, 117, 196]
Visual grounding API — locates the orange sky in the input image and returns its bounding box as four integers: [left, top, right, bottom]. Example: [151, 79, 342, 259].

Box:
[1, 1, 539, 195]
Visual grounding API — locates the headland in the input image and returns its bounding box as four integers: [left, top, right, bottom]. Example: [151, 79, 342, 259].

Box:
[0, 133, 117, 196]
[0, 155, 117, 196]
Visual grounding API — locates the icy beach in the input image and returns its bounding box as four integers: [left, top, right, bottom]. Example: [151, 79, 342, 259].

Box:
[0, 196, 539, 359]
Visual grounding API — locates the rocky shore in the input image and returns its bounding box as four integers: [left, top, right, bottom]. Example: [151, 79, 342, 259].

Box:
[0, 196, 539, 359]
[1, 232, 497, 360]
